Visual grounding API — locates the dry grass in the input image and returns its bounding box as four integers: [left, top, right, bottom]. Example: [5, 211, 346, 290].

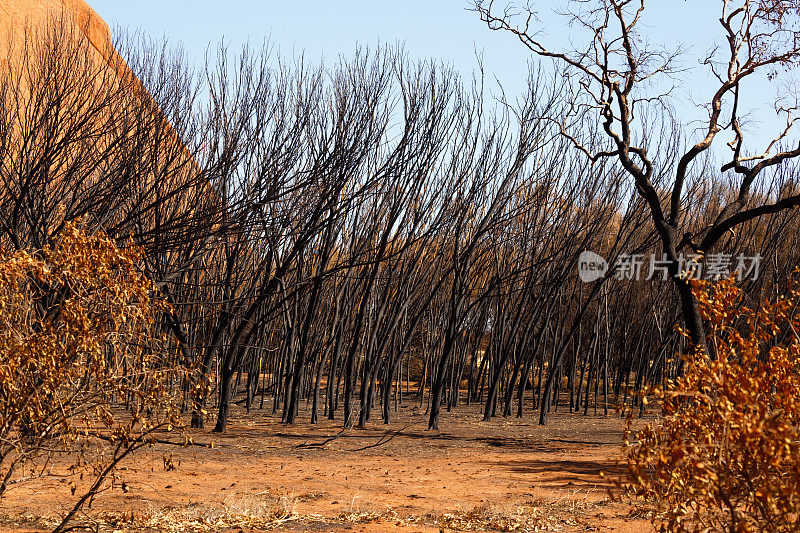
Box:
[0, 495, 309, 532]
[338, 492, 612, 532]
[0, 491, 612, 532]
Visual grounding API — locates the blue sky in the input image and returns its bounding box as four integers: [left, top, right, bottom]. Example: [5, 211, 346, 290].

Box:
[90, 1, 532, 94]
[89, 1, 787, 156]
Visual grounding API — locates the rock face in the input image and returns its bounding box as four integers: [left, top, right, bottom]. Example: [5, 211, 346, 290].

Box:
[0, 0, 209, 252]
[0, 0, 115, 62]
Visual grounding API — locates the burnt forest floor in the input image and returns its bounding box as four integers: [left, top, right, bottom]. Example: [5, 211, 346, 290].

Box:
[0, 399, 654, 532]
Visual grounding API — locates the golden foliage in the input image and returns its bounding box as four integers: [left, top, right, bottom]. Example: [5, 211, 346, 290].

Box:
[0, 222, 186, 519]
[620, 276, 800, 532]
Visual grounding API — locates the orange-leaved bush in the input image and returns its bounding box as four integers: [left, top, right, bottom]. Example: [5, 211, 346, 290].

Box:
[0, 222, 188, 531]
[620, 276, 800, 532]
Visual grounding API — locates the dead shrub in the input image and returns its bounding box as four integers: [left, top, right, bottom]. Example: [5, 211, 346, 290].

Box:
[0, 222, 187, 532]
[620, 276, 800, 532]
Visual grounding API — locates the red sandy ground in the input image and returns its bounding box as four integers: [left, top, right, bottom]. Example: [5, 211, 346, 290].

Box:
[0, 402, 653, 532]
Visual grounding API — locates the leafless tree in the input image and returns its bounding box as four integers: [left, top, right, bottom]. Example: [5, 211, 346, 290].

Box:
[473, 0, 800, 356]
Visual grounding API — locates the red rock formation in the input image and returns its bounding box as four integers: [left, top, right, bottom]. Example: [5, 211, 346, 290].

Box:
[0, 0, 211, 252]
[1, 0, 115, 62]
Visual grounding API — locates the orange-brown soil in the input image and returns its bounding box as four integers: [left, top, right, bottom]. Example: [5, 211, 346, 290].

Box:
[0, 402, 652, 532]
